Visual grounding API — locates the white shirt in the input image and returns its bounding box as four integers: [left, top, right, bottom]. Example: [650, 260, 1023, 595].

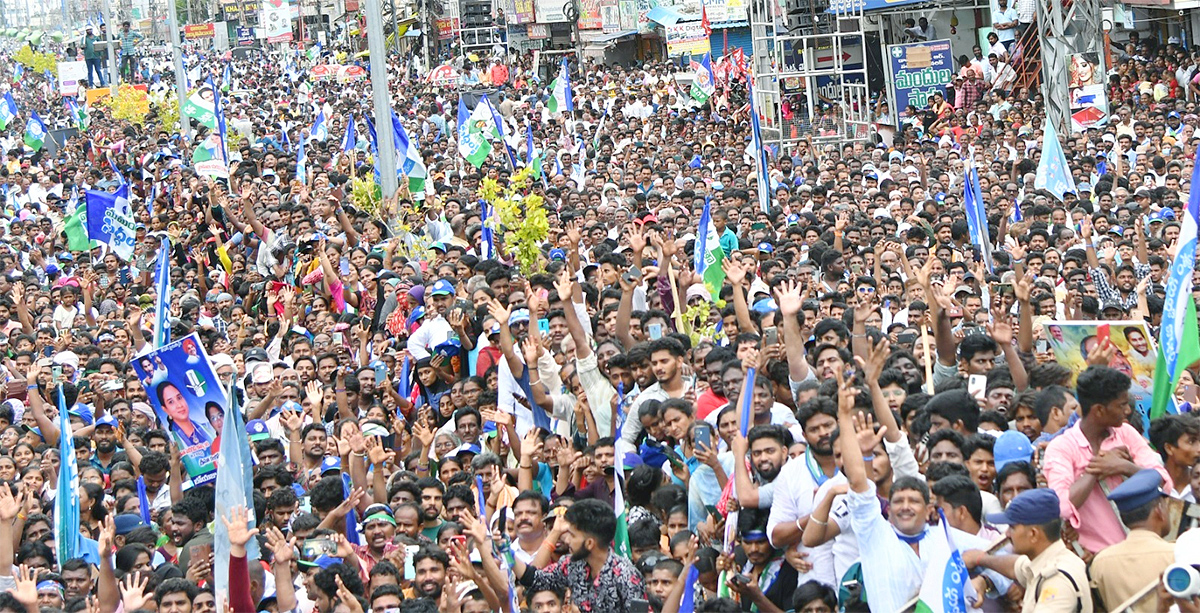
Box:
[766, 452, 838, 586]
[406, 315, 455, 360]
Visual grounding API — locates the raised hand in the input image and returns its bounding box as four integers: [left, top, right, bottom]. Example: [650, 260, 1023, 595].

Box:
[119, 572, 153, 612]
[858, 337, 890, 383]
[852, 411, 886, 455]
[263, 526, 295, 564]
[987, 319, 1014, 346]
[0, 484, 20, 522]
[722, 258, 748, 287]
[11, 564, 37, 607]
[1013, 269, 1034, 303]
[775, 279, 804, 317]
[220, 505, 260, 553]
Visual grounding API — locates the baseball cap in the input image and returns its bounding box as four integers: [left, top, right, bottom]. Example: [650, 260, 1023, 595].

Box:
[985, 489, 1062, 526]
[757, 242, 774, 253]
[320, 457, 342, 474]
[114, 513, 147, 535]
[508, 308, 530, 327]
[548, 248, 567, 261]
[95, 414, 119, 429]
[430, 279, 455, 296]
[993, 430, 1034, 473]
[247, 419, 271, 441]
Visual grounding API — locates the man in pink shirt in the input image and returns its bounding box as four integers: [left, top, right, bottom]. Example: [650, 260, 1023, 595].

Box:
[1042, 365, 1171, 555]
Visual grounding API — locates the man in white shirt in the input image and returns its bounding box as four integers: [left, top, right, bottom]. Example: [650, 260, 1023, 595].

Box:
[406, 279, 457, 359]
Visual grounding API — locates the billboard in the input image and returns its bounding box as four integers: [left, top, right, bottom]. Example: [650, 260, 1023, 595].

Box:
[1042, 320, 1159, 432]
[184, 23, 216, 39]
[133, 333, 228, 488]
[260, 0, 294, 42]
[665, 21, 711, 57]
[887, 38, 953, 121]
[1069, 52, 1109, 132]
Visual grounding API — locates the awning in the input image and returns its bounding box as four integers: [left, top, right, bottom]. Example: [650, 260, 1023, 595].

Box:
[587, 29, 638, 44]
[646, 6, 686, 25]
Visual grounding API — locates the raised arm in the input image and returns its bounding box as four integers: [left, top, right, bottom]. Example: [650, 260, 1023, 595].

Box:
[835, 371, 871, 494]
[723, 258, 757, 334]
[774, 280, 812, 383]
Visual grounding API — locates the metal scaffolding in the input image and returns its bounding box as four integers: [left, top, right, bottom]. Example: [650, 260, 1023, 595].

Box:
[1038, 0, 1101, 135]
[748, 0, 870, 149]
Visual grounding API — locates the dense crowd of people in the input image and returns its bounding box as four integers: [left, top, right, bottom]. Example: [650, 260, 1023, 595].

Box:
[0, 20, 1198, 613]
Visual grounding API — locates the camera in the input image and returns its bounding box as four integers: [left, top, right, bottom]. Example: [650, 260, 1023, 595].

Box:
[1164, 527, 1200, 598]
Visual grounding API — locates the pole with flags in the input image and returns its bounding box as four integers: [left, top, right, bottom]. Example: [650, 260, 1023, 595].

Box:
[747, 79, 772, 214]
[963, 165, 994, 273]
[1150, 144, 1200, 423]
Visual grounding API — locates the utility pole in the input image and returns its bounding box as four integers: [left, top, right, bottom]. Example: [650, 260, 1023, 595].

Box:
[104, 0, 118, 94]
[168, 0, 191, 139]
[364, 0, 397, 197]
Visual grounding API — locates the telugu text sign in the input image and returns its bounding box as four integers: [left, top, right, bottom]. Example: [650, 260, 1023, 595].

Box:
[887, 39, 953, 120]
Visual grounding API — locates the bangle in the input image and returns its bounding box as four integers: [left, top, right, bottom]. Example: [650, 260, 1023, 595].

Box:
[795, 518, 805, 534]
[352, 451, 367, 458]
[17, 512, 26, 520]
[810, 516, 828, 527]
[520, 464, 533, 469]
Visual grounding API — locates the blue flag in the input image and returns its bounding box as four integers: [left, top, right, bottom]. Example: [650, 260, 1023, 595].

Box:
[55, 386, 80, 566]
[739, 367, 756, 436]
[479, 93, 516, 170]
[679, 565, 700, 613]
[517, 364, 552, 432]
[474, 475, 488, 517]
[1010, 200, 1023, 223]
[963, 167, 994, 273]
[341, 113, 356, 155]
[85, 185, 137, 260]
[214, 382, 260, 609]
[1033, 119, 1077, 201]
[136, 476, 152, 525]
[296, 136, 307, 185]
[153, 236, 171, 348]
[211, 77, 228, 164]
[479, 199, 496, 260]
[747, 79, 772, 214]
[310, 110, 328, 142]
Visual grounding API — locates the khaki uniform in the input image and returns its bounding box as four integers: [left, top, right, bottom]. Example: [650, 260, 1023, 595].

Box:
[1013, 540, 1093, 613]
[1089, 529, 1174, 612]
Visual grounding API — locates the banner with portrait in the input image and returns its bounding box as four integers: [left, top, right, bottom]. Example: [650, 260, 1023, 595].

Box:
[1068, 52, 1108, 132]
[1041, 320, 1158, 431]
[133, 333, 228, 488]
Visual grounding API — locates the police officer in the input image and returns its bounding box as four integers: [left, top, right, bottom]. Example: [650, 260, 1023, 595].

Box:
[1089, 469, 1176, 612]
[962, 488, 1093, 612]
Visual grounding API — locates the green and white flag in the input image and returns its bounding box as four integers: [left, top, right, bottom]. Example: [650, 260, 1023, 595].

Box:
[614, 452, 630, 559]
[24, 112, 47, 151]
[546, 58, 573, 115]
[458, 99, 497, 168]
[694, 197, 726, 296]
[181, 83, 218, 130]
[0, 93, 18, 131]
[192, 133, 229, 178]
[914, 509, 976, 613]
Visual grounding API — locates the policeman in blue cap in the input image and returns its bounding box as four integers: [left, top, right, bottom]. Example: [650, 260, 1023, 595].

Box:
[1089, 469, 1176, 611]
[962, 488, 1093, 612]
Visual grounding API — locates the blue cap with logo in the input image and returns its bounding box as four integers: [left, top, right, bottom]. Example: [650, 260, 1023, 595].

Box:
[1107, 468, 1166, 513]
[508, 308, 531, 327]
[320, 456, 342, 474]
[430, 279, 455, 296]
[95, 414, 119, 429]
[993, 430, 1034, 473]
[549, 248, 567, 261]
[757, 242, 774, 253]
[985, 488, 1061, 526]
[247, 419, 271, 441]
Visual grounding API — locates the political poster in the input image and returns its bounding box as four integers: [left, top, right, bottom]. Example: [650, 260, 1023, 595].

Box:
[1068, 52, 1108, 132]
[57, 61, 88, 96]
[133, 333, 227, 488]
[260, 0, 294, 43]
[236, 27, 256, 46]
[1041, 320, 1158, 431]
[184, 23, 216, 39]
[666, 22, 711, 57]
[887, 39, 953, 123]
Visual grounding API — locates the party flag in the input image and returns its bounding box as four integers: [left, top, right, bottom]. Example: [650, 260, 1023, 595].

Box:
[1151, 144, 1200, 422]
[1034, 119, 1077, 201]
[24, 112, 47, 151]
[747, 80, 771, 214]
[153, 236, 171, 348]
[547, 58, 574, 115]
[914, 509, 976, 613]
[694, 196, 726, 296]
[0, 93, 18, 130]
[214, 383, 260, 613]
[54, 386, 80, 565]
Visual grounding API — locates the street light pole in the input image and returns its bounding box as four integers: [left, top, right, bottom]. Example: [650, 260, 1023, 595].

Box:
[364, 0, 397, 197]
[167, 0, 191, 140]
[103, 0, 118, 94]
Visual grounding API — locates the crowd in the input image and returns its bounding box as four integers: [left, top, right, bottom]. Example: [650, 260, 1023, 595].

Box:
[0, 19, 1197, 613]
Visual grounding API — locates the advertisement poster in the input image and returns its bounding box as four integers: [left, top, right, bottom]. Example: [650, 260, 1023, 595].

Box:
[579, 0, 604, 29]
[260, 0, 294, 43]
[511, 0, 536, 24]
[887, 38, 953, 122]
[436, 0, 461, 40]
[1069, 52, 1109, 132]
[619, 0, 639, 30]
[1041, 320, 1158, 430]
[133, 333, 228, 488]
[184, 24, 216, 39]
[601, 0, 620, 31]
[57, 61, 87, 96]
[536, 0, 570, 23]
[666, 21, 711, 57]
[236, 26, 256, 45]
[701, 0, 745, 23]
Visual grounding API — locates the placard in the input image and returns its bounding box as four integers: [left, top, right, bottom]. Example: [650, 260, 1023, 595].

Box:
[887, 38, 952, 119]
[57, 61, 87, 96]
[184, 23, 216, 39]
[665, 21, 711, 57]
[1042, 320, 1158, 432]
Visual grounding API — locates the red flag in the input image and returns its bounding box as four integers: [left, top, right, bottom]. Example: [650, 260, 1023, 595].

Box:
[702, 5, 712, 38]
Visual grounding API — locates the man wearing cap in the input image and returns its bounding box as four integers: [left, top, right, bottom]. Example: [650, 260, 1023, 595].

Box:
[355, 503, 401, 573]
[407, 278, 457, 360]
[1089, 469, 1176, 612]
[91, 414, 123, 474]
[963, 488, 1092, 612]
